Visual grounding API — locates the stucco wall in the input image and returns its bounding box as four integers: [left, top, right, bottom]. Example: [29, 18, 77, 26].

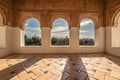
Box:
[12, 27, 105, 54]
[0, 26, 12, 57]
[105, 27, 120, 57]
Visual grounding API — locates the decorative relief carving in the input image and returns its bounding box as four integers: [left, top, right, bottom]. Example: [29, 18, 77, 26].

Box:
[50, 11, 70, 28]
[14, 0, 35, 10]
[17, 12, 41, 29]
[79, 13, 100, 28]
[0, 0, 13, 8]
[1, 0, 120, 27]
[111, 8, 120, 27]
[71, 0, 84, 10]
[14, 0, 103, 12]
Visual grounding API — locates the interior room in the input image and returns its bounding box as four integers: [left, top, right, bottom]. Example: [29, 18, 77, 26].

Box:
[0, 0, 120, 80]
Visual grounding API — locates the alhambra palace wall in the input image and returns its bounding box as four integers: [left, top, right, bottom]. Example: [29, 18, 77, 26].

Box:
[0, 0, 120, 57]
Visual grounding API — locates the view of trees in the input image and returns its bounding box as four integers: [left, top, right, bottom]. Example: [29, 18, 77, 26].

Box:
[51, 36, 69, 45]
[23, 18, 95, 46]
[79, 38, 94, 45]
[24, 35, 41, 46]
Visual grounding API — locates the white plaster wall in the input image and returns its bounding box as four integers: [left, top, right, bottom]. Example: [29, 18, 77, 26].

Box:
[105, 27, 120, 57]
[0, 26, 12, 57]
[13, 27, 105, 54]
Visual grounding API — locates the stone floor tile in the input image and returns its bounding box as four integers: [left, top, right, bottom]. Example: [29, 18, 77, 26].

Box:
[94, 71, 106, 80]
[0, 53, 119, 80]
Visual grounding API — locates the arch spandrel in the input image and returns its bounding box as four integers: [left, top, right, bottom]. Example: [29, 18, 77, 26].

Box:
[18, 12, 41, 30]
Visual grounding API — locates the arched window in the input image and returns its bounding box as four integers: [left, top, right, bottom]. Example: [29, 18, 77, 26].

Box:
[0, 12, 5, 48]
[112, 15, 120, 47]
[24, 18, 41, 46]
[79, 18, 95, 46]
[51, 18, 69, 46]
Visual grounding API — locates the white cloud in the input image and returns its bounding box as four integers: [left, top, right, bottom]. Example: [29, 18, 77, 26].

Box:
[80, 20, 93, 26]
[25, 23, 28, 27]
[25, 31, 41, 38]
[51, 33, 69, 38]
[51, 26, 68, 32]
[79, 34, 94, 39]
[51, 26, 69, 38]
[25, 26, 40, 30]
[24, 27, 41, 38]
[54, 22, 62, 25]
[79, 30, 88, 33]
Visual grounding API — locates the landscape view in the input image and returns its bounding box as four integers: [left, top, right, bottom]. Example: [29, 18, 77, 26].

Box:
[79, 18, 95, 46]
[24, 18, 41, 46]
[24, 18, 95, 46]
[51, 18, 69, 46]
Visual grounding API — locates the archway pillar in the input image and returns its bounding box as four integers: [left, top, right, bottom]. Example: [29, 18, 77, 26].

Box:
[69, 12, 79, 47]
[70, 27, 79, 47]
[41, 27, 51, 48]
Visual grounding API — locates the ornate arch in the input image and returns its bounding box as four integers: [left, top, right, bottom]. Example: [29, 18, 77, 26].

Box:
[111, 8, 120, 27]
[0, 8, 6, 25]
[79, 16, 98, 30]
[50, 12, 70, 29]
[18, 12, 41, 30]
[21, 17, 41, 30]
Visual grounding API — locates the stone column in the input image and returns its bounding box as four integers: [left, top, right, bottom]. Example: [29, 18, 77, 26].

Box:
[41, 27, 51, 48]
[70, 27, 79, 48]
[20, 30, 25, 46]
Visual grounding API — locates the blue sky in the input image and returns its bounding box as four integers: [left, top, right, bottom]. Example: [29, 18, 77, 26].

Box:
[24, 18, 41, 38]
[51, 18, 69, 38]
[24, 18, 95, 39]
[80, 18, 95, 39]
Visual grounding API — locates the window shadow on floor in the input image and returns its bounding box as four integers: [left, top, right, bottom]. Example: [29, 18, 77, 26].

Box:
[105, 54, 120, 67]
[0, 55, 42, 80]
[61, 55, 90, 80]
[0, 53, 120, 80]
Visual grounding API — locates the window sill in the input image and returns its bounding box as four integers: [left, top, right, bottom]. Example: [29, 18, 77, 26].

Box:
[50, 45, 70, 47]
[79, 45, 96, 47]
[0, 47, 6, 49]
[111, 47, 120, 49]
[21, 46, 42, 48]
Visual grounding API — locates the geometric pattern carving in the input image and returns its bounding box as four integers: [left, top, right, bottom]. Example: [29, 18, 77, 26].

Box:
[0, 0, 120, 27]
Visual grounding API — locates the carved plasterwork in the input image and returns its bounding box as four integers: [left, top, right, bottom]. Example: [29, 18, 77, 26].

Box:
[111, 8, 120, 27]
[17, 12, 41, 30]
[50, 11, 70, 29]
[0, 8, 7, 25]
[79, 13, 100, 29]
[0, 0, 120, 28]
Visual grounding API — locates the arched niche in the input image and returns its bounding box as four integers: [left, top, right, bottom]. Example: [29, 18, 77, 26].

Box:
[111, 11, 120, 47]
[111, 8, 120, 27]
[0, 9, 6, 48]
[0, 9, 6, 26]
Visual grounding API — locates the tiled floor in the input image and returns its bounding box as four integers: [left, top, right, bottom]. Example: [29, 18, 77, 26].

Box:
[0, 53, 120, 80]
